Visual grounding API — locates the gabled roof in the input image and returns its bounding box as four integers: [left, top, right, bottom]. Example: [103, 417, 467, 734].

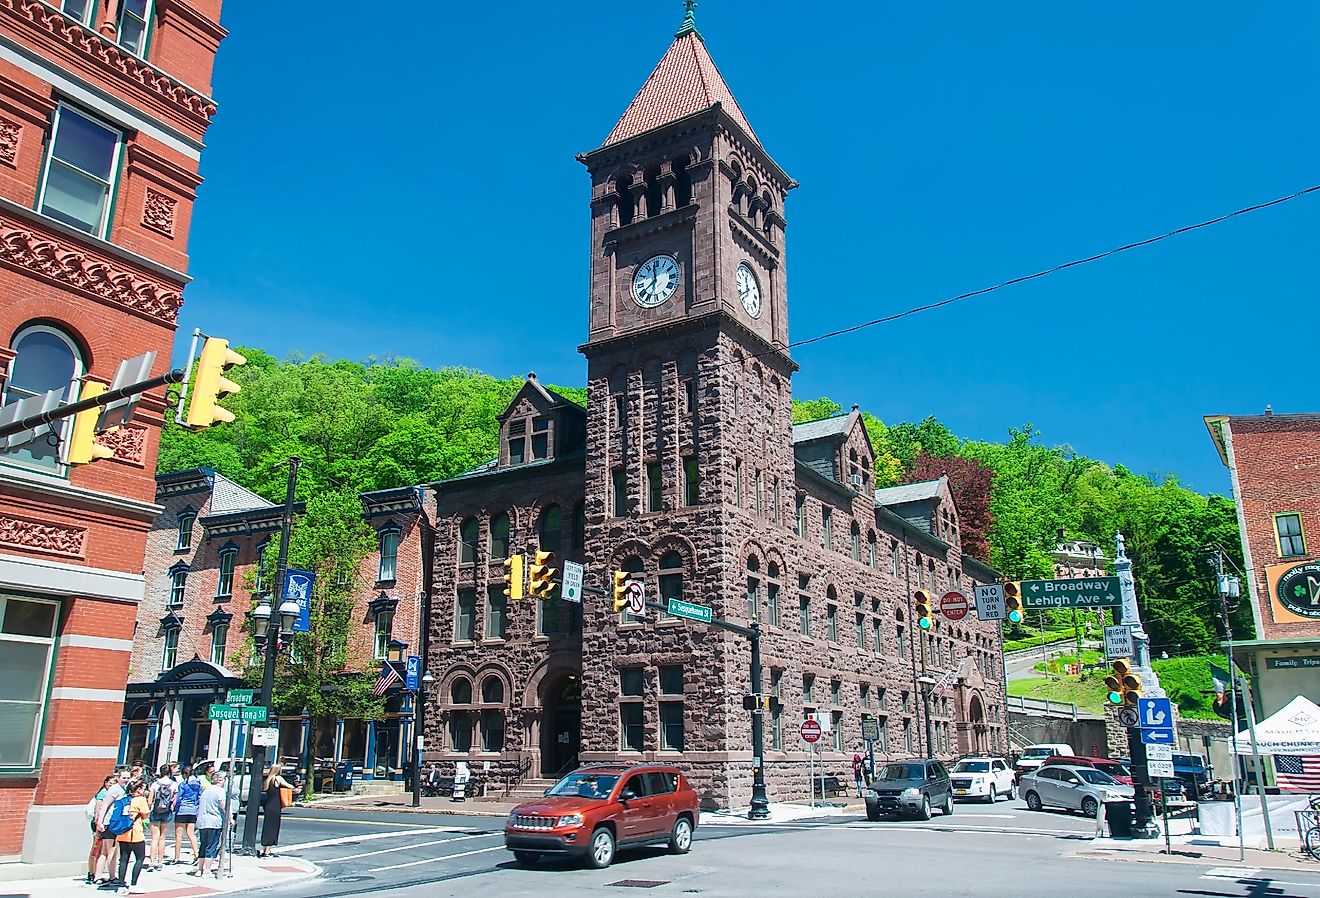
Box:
[791, 414, 851, 444]
[602, 31, 759, 149]
[873, 477, 945, 508]
[209, 472, 274, 515]
[497, 373, 586, 424]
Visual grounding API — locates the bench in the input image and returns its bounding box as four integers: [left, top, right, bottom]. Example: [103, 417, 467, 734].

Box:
[817, 776, 849, 797]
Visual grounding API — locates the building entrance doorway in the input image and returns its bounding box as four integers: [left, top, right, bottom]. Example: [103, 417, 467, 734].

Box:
[541, 673, 581, 778]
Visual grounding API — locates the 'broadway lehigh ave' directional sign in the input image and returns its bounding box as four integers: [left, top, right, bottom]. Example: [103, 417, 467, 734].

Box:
[1021, 576, 1122, 609]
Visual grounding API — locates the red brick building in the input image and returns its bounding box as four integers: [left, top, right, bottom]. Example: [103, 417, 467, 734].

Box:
[0, 0, 224, 865]
[123, 470, 430, 783]
[425, 13, 1007, 807]
[1206, 411, 1320, 717]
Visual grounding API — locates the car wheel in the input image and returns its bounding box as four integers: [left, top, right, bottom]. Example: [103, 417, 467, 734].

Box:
[1007, 781, 1017, 801]
[1081, 797, 1099, 819]
[916, 796, 932, 821]
[585, 827, 615, 869]
[1025, 791, 1042, 812]
[943, 792, 954, 816]
[866, 807, 881, 822]
[513, 851, 539, 866]
[984, 786, 997, 804]
[669, 817, 693, 854]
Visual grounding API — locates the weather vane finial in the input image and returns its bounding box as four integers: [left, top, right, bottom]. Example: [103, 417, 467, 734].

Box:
[675, 0, 701, 39]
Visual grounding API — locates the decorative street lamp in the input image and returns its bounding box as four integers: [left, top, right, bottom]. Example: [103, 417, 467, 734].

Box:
[412, 669, 436, 808]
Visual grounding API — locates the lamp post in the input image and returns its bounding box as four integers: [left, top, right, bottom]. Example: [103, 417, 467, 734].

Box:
[917, 675, 937, 758]
[411, 670, 435, 808]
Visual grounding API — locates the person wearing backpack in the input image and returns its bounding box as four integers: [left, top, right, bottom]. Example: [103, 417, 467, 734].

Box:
[171, 765, 201, 865]
[147, 765, 177, 872]
[86, 774, 116, 886]
[96, 767, 131, 890]
[112, 779, 150, 894]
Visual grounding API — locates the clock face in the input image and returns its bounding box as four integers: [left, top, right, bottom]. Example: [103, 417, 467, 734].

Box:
[632, 255, 681, 308]
[737, 262, 761, 318]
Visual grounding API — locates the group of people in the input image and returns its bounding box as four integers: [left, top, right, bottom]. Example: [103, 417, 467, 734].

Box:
[86, 761, 294, 894]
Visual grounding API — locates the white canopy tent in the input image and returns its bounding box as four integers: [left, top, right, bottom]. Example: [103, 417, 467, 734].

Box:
[1234, 694, 1320, 755]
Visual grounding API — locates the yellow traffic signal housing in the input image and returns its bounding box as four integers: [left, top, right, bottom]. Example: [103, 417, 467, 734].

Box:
[1104, 659, 1129, 705]
[914, 589, 932, 630]
[503, 553, 524, 600]
[1003, 581, 1022, 623]
[64, 381, 115, 465]
[185, 337, 245, 429]
[1123, 670, 1142, 705]
[528, 551, 556, 599]
[612, 570, 631, 613]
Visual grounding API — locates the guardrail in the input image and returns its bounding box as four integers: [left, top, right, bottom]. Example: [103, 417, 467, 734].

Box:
[1006, 694, 1099, 719]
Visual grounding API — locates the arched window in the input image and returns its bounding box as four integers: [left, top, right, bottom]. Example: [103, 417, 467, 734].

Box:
[449, 677, 473, 752]
[450, 677, 472, 705]
[644, 165, 662, 217]
[659, 551, 684, 619]
[766, 561, 781, 627]
[482, 676, 504, 704]
[615, 174, 634, 226]
[867, 531, 877, 568]
[378, 528, 400, 582]
[673, 155, 692, 208]
[216, 544, 237, 598]
[459, 518, 479, 563]
[746, 555, 760, 621]
[176, 511, 196, 551]
[539, 504, 562, 554]
[489, 513, 509, 560]
[2, 325, 82, 470]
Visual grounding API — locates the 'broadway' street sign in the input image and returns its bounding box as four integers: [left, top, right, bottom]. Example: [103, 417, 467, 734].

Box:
[1021, 576, 1121, 609]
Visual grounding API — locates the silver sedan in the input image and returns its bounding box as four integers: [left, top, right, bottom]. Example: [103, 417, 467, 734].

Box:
[1020, 764, 1134, 817]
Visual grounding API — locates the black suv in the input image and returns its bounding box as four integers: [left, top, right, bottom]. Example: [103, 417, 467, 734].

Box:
[864, 759, 953, 821]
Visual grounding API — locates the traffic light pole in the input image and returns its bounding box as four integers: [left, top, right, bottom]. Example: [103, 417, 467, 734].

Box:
[0, 369, 184, 440]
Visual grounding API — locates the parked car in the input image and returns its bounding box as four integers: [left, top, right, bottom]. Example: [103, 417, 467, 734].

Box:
[1043, 755, 1132, 786]
[863, 759, 953, 821]
[1021, 764, 1134, 817]
[504, 764, 698, 869]
[949, 757, 1016, 803]
[1014, 743, 1074, 779]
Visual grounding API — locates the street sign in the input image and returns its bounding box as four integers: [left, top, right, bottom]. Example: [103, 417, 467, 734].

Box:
[800, 718, 822, 744]
[1147, 756, 1175, 778]
[667, 598, 713, 623]
[561, 560, 584, 603]
[405, 655, 421, 691]
[1020, 576, 1122, 610]
[941, 591, 969, 621]
[1140, 727, 1175, 745]
[1104, 625, 1134, 660]
[207, 703, 268, 723]
[861, 718, 881, 741]
[1138, 697, 1173, 729]
[226, 689, 255, 706]
[1144, 743, 1173, 761]
[624, 580, 645, 616]
[1116, 706, 1140, 728]
[250, 727, 278, 747]
[285, 568, 315, 633]
[973, 583, 1004, 621]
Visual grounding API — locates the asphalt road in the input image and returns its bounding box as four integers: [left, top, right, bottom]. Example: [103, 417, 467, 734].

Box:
[263, 802, 1320, 898]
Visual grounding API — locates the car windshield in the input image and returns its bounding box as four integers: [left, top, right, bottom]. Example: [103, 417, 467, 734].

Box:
[1096, 762, 1129, 777]
[1021, 748, 1054, 759]
[952, 761, 990, 773]
[1076, 769, 1119, 786]
[547, 772, 620, 799]
[879, 764, 926, 781]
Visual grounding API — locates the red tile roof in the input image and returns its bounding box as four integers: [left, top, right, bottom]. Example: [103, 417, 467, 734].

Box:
[602, 32, 759, 149]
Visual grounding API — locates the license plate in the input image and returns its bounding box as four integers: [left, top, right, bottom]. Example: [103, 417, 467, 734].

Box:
[955, 789, 967, 795]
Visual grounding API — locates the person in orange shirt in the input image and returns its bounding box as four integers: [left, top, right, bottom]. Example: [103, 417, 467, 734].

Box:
[114, 780, 151, 894]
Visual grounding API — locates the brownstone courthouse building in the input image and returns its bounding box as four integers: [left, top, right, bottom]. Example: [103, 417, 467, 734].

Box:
[424, 15, 1008, 807]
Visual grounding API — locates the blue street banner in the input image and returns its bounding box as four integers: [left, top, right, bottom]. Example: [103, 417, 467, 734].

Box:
[405, 655, 421, 691]
[284, 568, 315, 633]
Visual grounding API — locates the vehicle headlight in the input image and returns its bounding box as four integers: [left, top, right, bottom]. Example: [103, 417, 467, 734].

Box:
[557, 814, 583, 827]
[507, 811, 518, 823]
[901, 787, 921, 799]
[864, 789, 877, 798]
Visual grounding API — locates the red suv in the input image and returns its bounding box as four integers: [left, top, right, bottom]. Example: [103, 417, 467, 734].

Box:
[504, 764, 699, 868]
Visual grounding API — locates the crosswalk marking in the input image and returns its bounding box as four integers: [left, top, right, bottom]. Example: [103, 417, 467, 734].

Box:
[369, 845, 507, 872]
[324, 831, 499, 863]
[280, 825, 462, 852]
[1203, 867, 1260, 879]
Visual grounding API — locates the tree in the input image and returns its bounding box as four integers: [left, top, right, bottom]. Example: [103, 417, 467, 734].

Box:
[904, 453, 995, 561]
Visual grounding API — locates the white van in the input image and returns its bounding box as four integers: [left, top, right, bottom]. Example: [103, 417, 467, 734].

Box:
[1014, 743, 1074, 778]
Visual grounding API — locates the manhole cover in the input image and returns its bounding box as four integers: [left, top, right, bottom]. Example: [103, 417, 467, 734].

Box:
[607, 880, 669, 889]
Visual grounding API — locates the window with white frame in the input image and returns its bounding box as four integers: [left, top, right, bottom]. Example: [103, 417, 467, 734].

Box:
[373, 610, 394, 659]
[252, 542, 269, 593]
[160, 627, 179, 672]
[1, 325, 82, 471]
[168, 568, 186, 608]
[209, 622, 228, 666]
[177, 512, 196, 551]
[117, 0, 153, 57]
[60, 0, 96, 26]
[0, 595, 58, 771]
[1276, 513, 1306, 558]
[378, 529, 400, 582]
[215, 548, 236, 599]
[38, 105, 122, 237]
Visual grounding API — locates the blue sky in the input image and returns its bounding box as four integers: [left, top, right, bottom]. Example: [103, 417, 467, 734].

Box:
[180, 2, 1320, 495]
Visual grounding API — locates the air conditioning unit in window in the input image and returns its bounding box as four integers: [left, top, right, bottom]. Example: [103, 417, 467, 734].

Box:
[849, 473, 863, 487]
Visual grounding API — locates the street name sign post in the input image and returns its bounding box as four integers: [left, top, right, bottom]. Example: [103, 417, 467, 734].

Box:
[667, 598, 713, 624]
[207, 703, 268, 723]
[1021, 576, 1122, 609]
[1104, 625, 1134, 660]
[562, 560, 584, 603]
[973, 584, 1004, 621]
[226, 689, 254, 706]
[1145, 743, 1175, 778]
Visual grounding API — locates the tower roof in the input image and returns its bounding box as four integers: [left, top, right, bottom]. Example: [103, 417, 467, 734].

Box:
[602, 28, 760, 149]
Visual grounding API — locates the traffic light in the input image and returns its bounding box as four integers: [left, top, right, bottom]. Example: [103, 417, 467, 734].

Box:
[914, 589, 932, 630]
[63, 381, 115, 465]
[1123, 668, 1142, 706]
[741, 695, 783, 712]
[527, 551, 556, 598]
[1003, 581, 1022, 623]
[612, 570, 632, 613]
[502, 553, 524, 601]
[1105, 659, 1143, 706]
[184, 337, 245, 429]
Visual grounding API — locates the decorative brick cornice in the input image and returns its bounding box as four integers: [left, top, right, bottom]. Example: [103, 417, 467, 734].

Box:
[0, 214, 183, 323]
[0, 512, 86, 557]
[0, 0, 217, 125]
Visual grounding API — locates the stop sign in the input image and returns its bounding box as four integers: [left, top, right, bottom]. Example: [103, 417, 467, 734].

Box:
[941, 591, 969, 621]
[799, 718, 822, 744]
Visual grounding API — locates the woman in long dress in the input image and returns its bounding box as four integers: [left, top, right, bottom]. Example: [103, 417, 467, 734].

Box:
[259, 766, 294, 857]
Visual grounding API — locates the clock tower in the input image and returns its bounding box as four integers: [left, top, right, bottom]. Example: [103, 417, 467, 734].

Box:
[575, 5, 800, 783]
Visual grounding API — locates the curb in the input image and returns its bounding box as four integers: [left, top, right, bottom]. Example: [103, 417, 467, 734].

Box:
[1073, 849, 1313, 873]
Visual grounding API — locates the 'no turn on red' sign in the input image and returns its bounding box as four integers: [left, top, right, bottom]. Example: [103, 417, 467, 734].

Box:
[941, 591, 969, 621]
[799, 718, 822, 744]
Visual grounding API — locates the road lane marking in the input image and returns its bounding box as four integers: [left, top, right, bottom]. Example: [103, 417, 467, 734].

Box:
[369, 845, 507, 872]
[324, 832, 499, 862]
[280, 826, 464, 852]
[286, 816, 468, 828]
[1203, 867, 1259, 878]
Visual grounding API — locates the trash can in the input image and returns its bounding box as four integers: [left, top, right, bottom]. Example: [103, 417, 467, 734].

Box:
[334, 760, 355, 793]
[1104, 800, 1134, 838]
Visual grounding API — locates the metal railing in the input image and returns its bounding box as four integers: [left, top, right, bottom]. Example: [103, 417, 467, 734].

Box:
[503, 754, 533, 796]
[1006, 694, 1096, 719]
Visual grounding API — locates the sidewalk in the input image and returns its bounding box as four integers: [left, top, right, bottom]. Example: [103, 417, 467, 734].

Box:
[0, 854, 319, 898]
[1078, 834, 1318, 872]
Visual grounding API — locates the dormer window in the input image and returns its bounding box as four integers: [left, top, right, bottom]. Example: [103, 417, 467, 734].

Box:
[508, 419, 526, 465]
[507, 415, 552, 466]
[531, 416, 549, 460]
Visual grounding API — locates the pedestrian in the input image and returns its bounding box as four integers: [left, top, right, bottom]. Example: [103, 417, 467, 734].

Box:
[197, 761, 214, 790]
[85, 774, 116, 886]
[146, 764, 177, 872]
[113, 779, 150, 895]
[172, 765, 200, 865]
[193, 770, 227, 879]
[96, 767, 131, 890]
[852, 753, 865, 797]
[259, 765, 294, 857]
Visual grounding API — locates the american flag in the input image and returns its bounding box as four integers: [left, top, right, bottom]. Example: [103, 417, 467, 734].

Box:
[1274, 755, 1320, 792]
[371, 662, 403, 697]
